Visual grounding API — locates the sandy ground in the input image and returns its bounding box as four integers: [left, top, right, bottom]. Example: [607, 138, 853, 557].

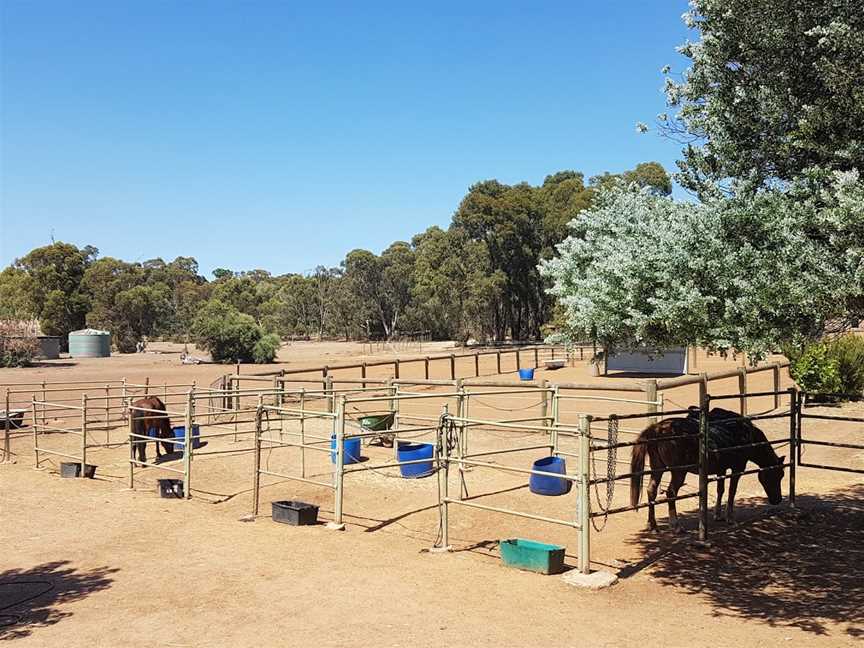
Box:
[1, 344, 862, 647]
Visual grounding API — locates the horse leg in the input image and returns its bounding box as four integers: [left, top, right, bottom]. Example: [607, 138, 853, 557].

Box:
[646, 469, 662, 532]
[714, 473, 726, 521]
[666, 470, 687, 533]
[136, 436, 147, 465]
[131, 419, 146, 466]
[726, 472, 742, 523]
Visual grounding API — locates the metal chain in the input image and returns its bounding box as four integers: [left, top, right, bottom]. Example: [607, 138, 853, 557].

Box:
[468, 397, 548, 412]
[590, 414, 619, 532]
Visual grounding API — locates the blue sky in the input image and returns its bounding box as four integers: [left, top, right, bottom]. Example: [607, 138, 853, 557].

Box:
[1, 1, 691, 276]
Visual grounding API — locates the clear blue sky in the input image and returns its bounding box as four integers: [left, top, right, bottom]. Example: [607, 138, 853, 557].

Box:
[1, 1, 691, 277]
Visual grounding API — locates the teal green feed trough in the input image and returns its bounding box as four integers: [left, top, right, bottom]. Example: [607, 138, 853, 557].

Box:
[499, 538, 566, 574]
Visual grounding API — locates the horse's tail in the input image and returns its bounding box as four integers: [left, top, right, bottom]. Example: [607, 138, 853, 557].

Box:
[630, 431, 649, 508]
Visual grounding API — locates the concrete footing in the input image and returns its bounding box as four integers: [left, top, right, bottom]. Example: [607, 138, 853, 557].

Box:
[427, 545, 452, 554]
[561, 570, 618, 590]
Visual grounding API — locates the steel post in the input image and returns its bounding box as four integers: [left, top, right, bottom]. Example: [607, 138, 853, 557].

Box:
[577, 414, 591, 574]
[698, 394, 709, 541]
[788, 387, 797, 507]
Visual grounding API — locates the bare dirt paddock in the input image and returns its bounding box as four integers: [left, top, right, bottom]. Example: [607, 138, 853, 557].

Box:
[1, 343, 862, 647]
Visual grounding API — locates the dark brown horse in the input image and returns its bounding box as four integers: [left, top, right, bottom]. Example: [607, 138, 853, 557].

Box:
[130, 396, 174, 464]
[630, 407, 785, 532]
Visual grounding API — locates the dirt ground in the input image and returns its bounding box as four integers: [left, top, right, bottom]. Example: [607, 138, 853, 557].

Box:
[1, 343, 862, 647]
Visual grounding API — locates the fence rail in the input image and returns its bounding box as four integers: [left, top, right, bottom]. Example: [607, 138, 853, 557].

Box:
[6, 350, 860, 582]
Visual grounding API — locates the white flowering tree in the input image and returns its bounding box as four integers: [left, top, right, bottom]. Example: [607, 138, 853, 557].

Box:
[540, 171, 864, 360]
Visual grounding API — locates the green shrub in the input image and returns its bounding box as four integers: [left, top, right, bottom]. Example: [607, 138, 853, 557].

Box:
[191, 300, 263, 363]
[252, 333, 281, 364]
[789, 342, 842, 395]
[789, 334, 864, 398]
[830, 335, 864, 396]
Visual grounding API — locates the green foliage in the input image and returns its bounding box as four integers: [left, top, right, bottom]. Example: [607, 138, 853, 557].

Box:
[829, 335, 864, 396]
[789, 343, 842, 394]
[210, 272, 275, 322]
[40, 290, 89, 338]
[191, 300, 265, 363]
[0, 268, 36, 318]
[589, 162, 672, 196]
[452, 180, 548, 340]
[252, 333, 281, 364]
[658, 0, 864, 195]
[81, 256, 206, 349]
[113, 284, 173, 352]
[12, 242, 95, 337]
[411, 226, 503, 343]
[541, 172, 864, 359]
[1, 163, 667, 345]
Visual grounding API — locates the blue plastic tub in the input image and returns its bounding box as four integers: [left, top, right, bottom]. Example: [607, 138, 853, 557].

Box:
[396, 441, 435, 478]
[518, 368, 535, 381]
[171, 425, 201, 451]
[331, 436, 362, 465]
[529, 456, 571, 496]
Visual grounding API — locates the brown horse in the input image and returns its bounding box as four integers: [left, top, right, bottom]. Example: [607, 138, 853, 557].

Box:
[130, 396, 174, 465]
[630, 407, 785, 532]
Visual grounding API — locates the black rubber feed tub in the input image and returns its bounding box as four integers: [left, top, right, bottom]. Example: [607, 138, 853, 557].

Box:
[157, 479, 185, 498]
[60, 462, 96, 479]
[272, 500, 319, 526]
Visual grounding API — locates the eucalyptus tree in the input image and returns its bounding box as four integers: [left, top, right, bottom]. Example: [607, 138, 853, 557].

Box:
[10, 242, 97, 337]
[411, 226, 503, 343]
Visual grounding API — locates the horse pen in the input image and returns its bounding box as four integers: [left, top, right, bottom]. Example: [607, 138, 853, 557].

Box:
[1, 344, 862, 646]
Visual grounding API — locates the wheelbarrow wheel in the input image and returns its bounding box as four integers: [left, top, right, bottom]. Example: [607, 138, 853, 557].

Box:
[369, 433, 395, 447]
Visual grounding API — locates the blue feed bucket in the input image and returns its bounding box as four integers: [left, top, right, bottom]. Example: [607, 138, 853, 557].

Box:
[171, 425, 201, 451]
[529, 456, 571, 496]
[396, 441, 435, 478]
[518, 368, 535, 381]
[331, 436, 362, 465]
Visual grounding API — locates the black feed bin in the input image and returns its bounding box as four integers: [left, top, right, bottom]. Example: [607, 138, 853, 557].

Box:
[157, 479, 185, 498]
[272, 500, 319, 526]
[60, 462, 96, 479]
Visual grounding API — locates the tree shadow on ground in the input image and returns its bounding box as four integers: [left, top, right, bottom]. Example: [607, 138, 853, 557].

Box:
[624, 485, 864, 638]
[0, 561, 118, 641]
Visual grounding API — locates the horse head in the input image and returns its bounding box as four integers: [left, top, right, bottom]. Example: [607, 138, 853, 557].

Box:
[758, 454, 785, 505]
